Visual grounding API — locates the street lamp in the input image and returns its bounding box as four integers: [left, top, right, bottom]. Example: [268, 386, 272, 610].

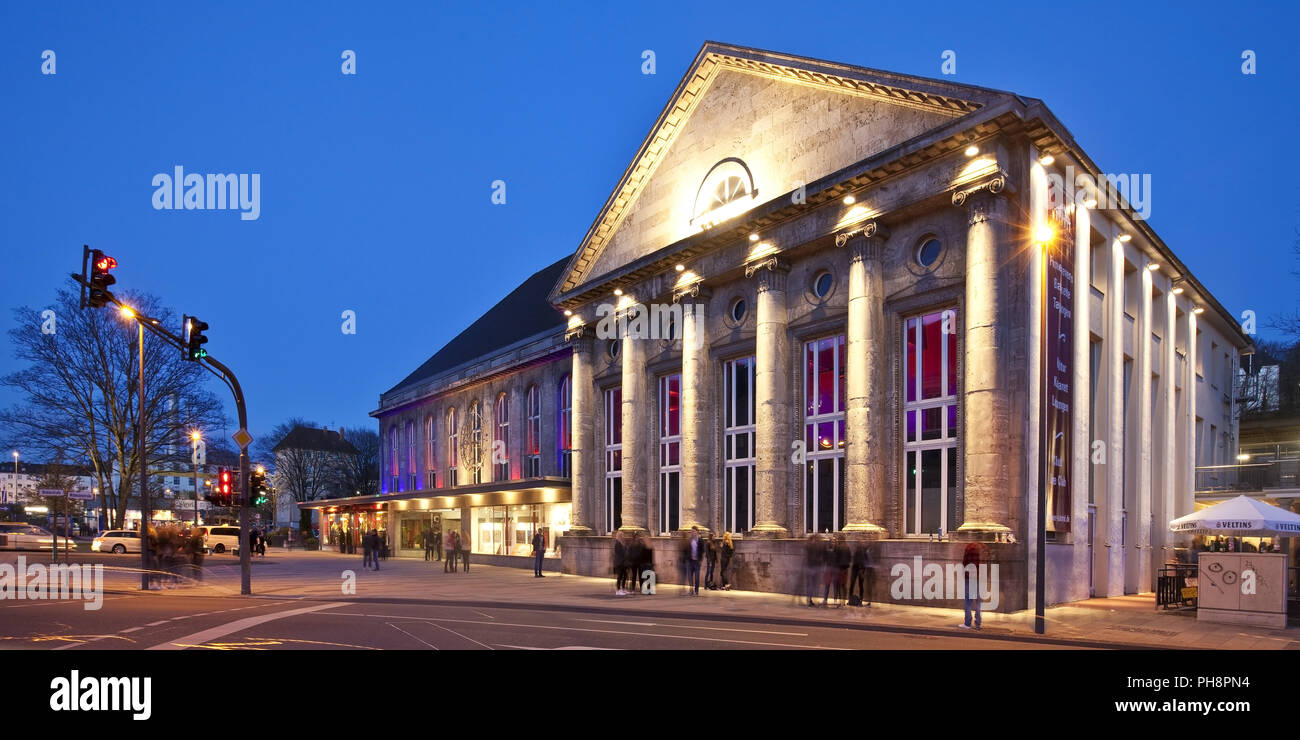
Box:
[119, 305, 150, 591]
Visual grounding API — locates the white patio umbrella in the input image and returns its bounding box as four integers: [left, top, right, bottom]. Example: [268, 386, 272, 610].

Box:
[1169, 494, 1300, 536]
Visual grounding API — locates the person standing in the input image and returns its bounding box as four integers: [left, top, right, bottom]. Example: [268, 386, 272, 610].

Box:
[685, 527, 704, 595]
[361, 529, 373, 569]
[704, 534, 718, 590]
[960, 542, 981, 630]
[459, 531, 469, 573]
[627, 532, 645, 594]
[423, 528, 435, 562]
[719, 532, 735, 591]
[445, 529, 458, 573]
[832, 535, 851, 606]
[532, 528, 546, 578]
[804, 534, 822, 606]
[370, 529, 381, 571]
[613, 531, 629, 595]
[433, 522, 443, 561]
[849, 541, 872, 606]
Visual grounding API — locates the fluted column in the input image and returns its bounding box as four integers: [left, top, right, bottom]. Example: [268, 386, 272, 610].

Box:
[957, 187, 1012, 536]
[677, 287, 712, 532]
[1071, 203, 1092, 594]
[749, 258, 791, 538]
[619, 303, 648, 532]
[567, 330, 596, 535]
[1136, 263, 1154, 592]
[1185, 308, 1198, 519]
[839, 224, 888, 535]
[1105, 236, 1126, 595]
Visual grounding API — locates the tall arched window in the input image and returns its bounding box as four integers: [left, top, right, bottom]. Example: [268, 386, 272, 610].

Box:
[557, 375, 572, 478]
[526, 385, 541, 477]
[425, 414, 437, 489]
[406, 420, 417, 491]
[446, 407, 459, 487]
[494, 393, 510, 481]
[389, 425, 400, 493]
[469, 400, 483, 485]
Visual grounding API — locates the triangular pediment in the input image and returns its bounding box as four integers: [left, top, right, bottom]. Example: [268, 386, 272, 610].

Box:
[552, 42, 1017, 302]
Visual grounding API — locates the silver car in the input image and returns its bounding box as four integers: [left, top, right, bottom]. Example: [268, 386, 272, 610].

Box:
[0, 522, 74, 551]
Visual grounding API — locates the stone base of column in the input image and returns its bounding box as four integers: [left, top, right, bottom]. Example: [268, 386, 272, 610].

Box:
[746, 524, 789, 539]
[841, 522, 887, 539]
[954, 522, 1013, 541]
[676, 524, 711, 536]
[564, 526, 597, 537]
[617, 525, 648, 535]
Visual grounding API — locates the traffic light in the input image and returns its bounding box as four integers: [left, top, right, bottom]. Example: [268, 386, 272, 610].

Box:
[183, 315, 209, 361]
[249, 469, 269, 507]
[87, 249, 117, 308]
[217, 467, 231, 507]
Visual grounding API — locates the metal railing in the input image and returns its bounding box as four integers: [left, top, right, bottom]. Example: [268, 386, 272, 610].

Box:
[1195, 459, 1300, 494]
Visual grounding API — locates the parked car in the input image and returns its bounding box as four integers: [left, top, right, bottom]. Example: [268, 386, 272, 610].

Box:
[196, 525, 241, 555]
[91, 529, 142, 554]
[0, 522, 74, 551]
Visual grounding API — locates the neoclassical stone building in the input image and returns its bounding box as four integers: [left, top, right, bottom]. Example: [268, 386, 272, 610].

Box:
[550, 43, 1250, 610]
[337, 43, 1249, 611]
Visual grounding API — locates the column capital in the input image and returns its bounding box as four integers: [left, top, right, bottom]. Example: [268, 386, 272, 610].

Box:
[746, 257, 790, 291]
[952, 173, 1011, 225]
[671, 281, 712, 303]
[564, 324, 593, 346]
[836, 221, 889, 262]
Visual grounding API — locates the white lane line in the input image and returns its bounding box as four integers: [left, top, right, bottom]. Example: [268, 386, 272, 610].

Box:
[423, 621, 494, 650]
[387, 622, 439, 650]
[496, 644, 615, 650]
[145, 621, 168, 626]
[119, 627, 143, 633]
[324, 613, 842, 650]
[659, 623, 808, 637]
[577, 619, 658, 627]
[146, 602, 343, 650]
[473, 611, 495, 620]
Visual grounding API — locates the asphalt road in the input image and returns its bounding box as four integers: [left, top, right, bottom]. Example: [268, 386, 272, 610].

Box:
[0, 592, 1082, 651]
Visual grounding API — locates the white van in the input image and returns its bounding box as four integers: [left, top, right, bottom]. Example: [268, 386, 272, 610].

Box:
[198, 525, 241, 555]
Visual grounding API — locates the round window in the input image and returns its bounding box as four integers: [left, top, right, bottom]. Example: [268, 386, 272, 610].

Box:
[917, 238, 942, 268]
[812, 272, 833, 299]
[730, 298, 747, 323]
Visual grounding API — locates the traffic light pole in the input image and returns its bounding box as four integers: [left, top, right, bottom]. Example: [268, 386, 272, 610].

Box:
[202, 356, 252, 596]
[137, 320, 149, 591]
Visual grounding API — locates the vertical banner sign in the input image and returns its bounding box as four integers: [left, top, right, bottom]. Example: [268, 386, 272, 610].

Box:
[1044, 205, 1075, 532]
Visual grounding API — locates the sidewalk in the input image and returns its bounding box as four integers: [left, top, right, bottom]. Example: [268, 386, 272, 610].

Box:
[95, 549, 1300, 650]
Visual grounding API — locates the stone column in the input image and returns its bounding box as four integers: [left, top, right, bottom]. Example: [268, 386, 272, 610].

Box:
[956, 187, 1012, 537]
[1105, 236, 1126, 596]
[1136, 263, 1154, 592]
[1185, 308, 1198, 519]
[1071, 203, 1092, 596]
[748, 258, 791, 538]
[567, 331, 596, 535]
[677, 287, 712, 532]
[619, 303, 648, 532]
[839, 224, 888, 535]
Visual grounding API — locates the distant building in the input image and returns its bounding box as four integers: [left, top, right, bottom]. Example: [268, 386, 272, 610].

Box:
[273, 426, 359, 528]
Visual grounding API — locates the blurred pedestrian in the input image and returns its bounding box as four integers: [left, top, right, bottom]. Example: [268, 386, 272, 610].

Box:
[423, 528, 435, 562]
[959, 542, 981, 630]
[361, 528, 373, 569]
[459, 531, 470, 572]
[849, 540, 872, 606]
[369, 529, 381, 571]
[685, 527, 704, 595]
[832, 534, 851, 606]
[804, 534, 822, 606]
[704, 534, 718, 590]
[445, 529, 458, 572]
[532, 528, 546, 577]
[821, 535, 839, 606]
[613, 531, 629, 595]
[719, 531, 735, 590]
[627, 532, 645, 593]
[640, 533, 655, 593]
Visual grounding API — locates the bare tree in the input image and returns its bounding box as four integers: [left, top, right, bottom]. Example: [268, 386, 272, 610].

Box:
[1267, 231, 1300, 340]
[0, 283, 226, 529]
[263, 419, 339, 532]
[334, 427, 379, 498]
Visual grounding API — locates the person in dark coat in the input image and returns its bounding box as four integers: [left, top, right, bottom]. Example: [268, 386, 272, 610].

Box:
[627, 533, 646, 593]
[423, 528, 435, 562]
[804, 534, 823, 606]
[685, 527, 705, 595]
[445, 529, 457, 572]
[458, 531, 469, 572]
[370, 529, 381, 571]
[532, 529, 546, 577]
[849, 541, 872, 606]
[361, 529, 373, 569]
[704, 535, 718, 590]
[613, 531, 629, 595]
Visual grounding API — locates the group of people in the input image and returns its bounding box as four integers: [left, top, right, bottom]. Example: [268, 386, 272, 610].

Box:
[612, 531, 653, 595]
[443, 530, 470, 573]
[247, 528, 268, 557]
[360, 528, 385, 570]
[802, 533, 873, 608]
[681, 527, 736, 595]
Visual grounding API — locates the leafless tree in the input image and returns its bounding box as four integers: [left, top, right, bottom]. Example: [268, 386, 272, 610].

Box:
[262, 419, 339, 531]
[0, 283, 226, 529]
[334, 427, 379, 498]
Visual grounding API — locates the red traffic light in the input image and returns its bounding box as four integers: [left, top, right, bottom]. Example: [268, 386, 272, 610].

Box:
[94, 255, 117, 271]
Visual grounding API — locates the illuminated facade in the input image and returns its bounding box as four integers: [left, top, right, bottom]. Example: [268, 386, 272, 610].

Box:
[549, 43, 1252, 608]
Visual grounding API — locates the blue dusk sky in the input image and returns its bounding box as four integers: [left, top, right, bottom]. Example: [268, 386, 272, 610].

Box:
[1, 1, 1296, 449]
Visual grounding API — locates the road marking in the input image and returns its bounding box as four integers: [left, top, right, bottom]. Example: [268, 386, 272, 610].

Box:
[323, 613, 843, 650]
[145, 621, 168, 626]
[387, 622, 439, 650]
[147, 602, 343, 650]
[497, 644, 614, 650]
[577, 619, 658, 626]
[473, 611, 495, 620]
[120, 626, 143, 633]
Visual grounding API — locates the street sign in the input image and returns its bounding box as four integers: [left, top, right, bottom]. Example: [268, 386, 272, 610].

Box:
[232, 428, 254, 450]
[38, 489, 66, 497]
[67, 490, 94, 501]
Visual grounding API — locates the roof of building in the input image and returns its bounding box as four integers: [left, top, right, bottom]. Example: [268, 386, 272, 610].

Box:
[2, 462, 95, 478]
[384, 256, 570, 396]
[271, 426, 359, 456]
